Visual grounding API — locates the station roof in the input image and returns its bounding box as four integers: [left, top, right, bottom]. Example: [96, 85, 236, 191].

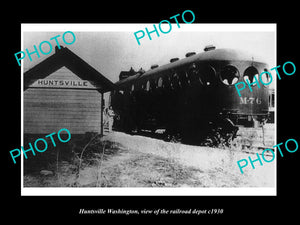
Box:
[24, 46, 115, 93]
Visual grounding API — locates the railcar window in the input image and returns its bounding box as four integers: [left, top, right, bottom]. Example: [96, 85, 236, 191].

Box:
[260, 68, 271, 85]
[243, 66, 259, 86]
[220, 65, 239, 85]
[198, 65, 216, 86]
[146, 80, 150, 91]
[169, 75, 174, 89]
[269, 90, 275, 107]
[164, 75, 171, 88]
[187, 63, 199, 85]
[178, 71, 189, 87]
[157, 77, 163, 88]
[186, 72, 191, 85]
[131, 84, 135, 91]
[172, 73, 181, 88]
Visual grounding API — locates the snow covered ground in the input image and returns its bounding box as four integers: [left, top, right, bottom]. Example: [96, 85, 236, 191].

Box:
[23, 124, 276, 191]
[103, 126, 276, 187]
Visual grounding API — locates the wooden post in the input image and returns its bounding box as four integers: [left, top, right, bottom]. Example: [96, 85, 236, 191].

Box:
[100, 93, 104, 136]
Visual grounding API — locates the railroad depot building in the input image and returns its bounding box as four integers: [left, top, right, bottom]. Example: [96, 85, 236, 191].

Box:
[23, 46, 115, 136]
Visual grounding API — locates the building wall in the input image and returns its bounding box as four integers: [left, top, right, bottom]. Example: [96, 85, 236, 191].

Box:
[24, 67, 102, 134]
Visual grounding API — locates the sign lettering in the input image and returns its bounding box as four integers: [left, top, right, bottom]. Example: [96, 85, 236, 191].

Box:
[29, 79, 99, 89]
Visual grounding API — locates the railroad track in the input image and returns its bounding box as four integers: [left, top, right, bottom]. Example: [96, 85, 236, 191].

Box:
[239, 144, 275, 157]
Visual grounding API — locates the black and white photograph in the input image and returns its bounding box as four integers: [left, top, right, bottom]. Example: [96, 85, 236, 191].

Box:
[21, 24, 276, 195]
[3, 3, 300, 221]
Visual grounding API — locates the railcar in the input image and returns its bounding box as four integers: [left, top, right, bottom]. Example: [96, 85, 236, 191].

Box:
[111, 46, 270, 145]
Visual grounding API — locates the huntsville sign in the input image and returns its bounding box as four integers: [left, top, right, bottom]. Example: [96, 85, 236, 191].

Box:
[29, 79, 98, 89]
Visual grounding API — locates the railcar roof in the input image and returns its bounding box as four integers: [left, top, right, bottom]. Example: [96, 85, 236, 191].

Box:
[115, 48, 265, 86]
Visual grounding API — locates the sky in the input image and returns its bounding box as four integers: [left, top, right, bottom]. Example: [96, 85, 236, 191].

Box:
[22, 24, 276, 84]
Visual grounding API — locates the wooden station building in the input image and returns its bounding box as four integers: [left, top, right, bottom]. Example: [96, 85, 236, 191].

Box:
[24, 46, 115, 135]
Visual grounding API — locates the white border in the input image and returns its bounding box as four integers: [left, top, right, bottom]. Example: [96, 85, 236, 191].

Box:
[21, 23, 277, 196]
[21, 187, 275, 196]
[21, 30, 24, 189]
[21, 23, 276, 32]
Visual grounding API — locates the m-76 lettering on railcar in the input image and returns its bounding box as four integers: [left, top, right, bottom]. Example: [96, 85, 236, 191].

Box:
[240, 97, 262, 104]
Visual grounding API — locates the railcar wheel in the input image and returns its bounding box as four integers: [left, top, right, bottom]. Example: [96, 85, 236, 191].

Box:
[201, 118, 238, 147]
